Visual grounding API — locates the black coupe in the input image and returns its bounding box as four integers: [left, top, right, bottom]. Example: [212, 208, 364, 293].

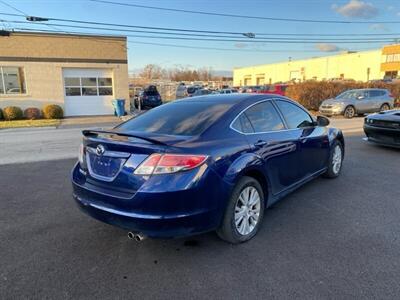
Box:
[364, 110, 400, 148]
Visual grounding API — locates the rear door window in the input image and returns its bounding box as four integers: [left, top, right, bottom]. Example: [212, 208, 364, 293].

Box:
[275, 100, 314, 129]
[242, 101, 285, 133]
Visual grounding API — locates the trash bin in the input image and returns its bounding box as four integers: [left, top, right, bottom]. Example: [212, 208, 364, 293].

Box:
[112, 99, 126, 117]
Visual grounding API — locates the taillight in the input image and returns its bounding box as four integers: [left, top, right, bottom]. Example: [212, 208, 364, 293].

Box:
[78, 143, 85, 164]
[389, 93, 394, 98]
[134, 154, 208, 175]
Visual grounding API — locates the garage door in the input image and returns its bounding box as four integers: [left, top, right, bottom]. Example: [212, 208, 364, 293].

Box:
[63, 68, 114, 116]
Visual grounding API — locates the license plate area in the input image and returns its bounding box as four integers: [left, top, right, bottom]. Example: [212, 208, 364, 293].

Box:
[86, 148, 129, 182]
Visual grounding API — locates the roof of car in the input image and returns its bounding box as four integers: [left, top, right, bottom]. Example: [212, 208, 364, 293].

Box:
[177, 93, 276, 104]
[347, 88, 388, 91]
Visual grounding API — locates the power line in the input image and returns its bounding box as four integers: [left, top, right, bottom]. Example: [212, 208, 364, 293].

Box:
[127, 40, 376, 53]
[1, 12, 400, 38]
[0, 0, 27, 16]
[0, 12, 249, 36]
[12, 26, 393, 44]
[0, 0, 68, 33]
[90, 0, 400, 24]
[3, 19, 400, 41]
[10, 27, 376, 53]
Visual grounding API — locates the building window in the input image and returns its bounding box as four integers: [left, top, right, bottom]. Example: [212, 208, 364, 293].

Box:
[64, 77, 113, 96]
[0, 67, 26, 94]
[386, 54, 400, 62]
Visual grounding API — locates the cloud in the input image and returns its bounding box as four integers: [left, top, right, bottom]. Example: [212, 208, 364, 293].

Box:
[369, 23, 389, 31]
[315, 43, 341, 52]
[234, 43, 248, 49]
[332, 0, 378, 19]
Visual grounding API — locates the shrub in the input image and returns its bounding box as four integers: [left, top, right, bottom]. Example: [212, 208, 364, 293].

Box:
[42, 104, 64, 119]
[24, 107, 41, 120]
[0, 108, 3, 120]
[3, 106, 23, 120]
[285, 81, 400, 110]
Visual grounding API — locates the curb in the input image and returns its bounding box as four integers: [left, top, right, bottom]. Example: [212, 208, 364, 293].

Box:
[0, 126, 58, 133]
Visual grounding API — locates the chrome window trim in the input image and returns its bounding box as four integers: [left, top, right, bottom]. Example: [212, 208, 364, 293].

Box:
[229, 97, 315, 135]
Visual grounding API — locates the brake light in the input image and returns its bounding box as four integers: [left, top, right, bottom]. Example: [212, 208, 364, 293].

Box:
[78, 143, 85, 164]
[134, 154, 208, 175]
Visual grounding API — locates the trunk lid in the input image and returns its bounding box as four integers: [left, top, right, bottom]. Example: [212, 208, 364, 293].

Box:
[80, 129, 191, 195]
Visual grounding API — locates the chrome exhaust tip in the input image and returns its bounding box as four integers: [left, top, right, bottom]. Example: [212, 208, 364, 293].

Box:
[134, 233, 146, 242]
[127, 232, 146, 241]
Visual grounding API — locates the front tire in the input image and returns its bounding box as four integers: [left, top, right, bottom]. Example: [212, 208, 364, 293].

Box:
[344, 106, 356, 118]
[323, 140, 343, 178]
[217, 176, 265, 244]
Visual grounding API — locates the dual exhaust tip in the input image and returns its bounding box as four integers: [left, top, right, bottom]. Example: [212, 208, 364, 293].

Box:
[127, 232, 146, 242]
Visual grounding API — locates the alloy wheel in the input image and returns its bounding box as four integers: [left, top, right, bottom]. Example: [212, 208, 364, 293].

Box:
[344, 107, 355, 118]
[332, 145, 342, 175]
[380, 104, 390, 112]
[234, 186, 261, 236]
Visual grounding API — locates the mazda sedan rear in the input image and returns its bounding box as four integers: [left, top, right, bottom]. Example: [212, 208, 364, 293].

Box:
[72, 94, 344, 243]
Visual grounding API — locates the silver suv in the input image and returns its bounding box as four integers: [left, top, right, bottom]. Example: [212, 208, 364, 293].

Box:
[319, 88, 394, 118]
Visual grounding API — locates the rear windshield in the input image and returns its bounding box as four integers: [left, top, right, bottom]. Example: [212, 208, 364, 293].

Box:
[144, 86, 159, 96]
[118, 101, 232, 136]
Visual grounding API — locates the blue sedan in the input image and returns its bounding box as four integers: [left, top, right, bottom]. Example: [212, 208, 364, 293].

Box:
[72, 94, 344, 243]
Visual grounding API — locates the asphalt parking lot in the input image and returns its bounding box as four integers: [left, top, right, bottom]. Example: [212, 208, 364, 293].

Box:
[1, 133, 399, 299]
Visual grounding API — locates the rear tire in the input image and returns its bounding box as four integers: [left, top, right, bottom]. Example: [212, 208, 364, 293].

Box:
[344, 106, 356, 118]
[217, 176, 265, 244]
[323, 140, 343, 179]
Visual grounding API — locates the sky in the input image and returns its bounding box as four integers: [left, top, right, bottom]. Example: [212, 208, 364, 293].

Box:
[1, 0, 400, 75]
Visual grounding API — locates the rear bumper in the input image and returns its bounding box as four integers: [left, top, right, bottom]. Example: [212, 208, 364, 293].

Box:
[363, 124, 400, 148]
[72, 163, 229, 238]
[73, 193, 218, 238]
[143, 100, 162, 108]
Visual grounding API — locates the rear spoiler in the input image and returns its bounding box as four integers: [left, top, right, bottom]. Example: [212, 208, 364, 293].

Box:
[82, 129, 167, 145]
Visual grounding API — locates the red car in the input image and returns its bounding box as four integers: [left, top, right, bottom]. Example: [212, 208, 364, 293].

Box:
[256, 84, 288, 96]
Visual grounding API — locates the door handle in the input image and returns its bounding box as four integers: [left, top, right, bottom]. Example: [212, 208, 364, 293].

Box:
[254, 140, 269, 147]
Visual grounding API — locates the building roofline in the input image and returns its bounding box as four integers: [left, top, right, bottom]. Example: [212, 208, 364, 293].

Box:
[233, 48, 382, 70]
[7, 30, 127, 41]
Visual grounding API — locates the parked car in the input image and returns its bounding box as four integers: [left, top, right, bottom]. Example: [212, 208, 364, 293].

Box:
[246, 86, 261, 93]
[217, 88, 238, 94]
[319, 88, 394, 118]
[175, 83, 187, 99]
[192, 89, 212, 97]
[238, 86, 249, 93]
[364, 110, 400, 148]
[72, 94, 344, 243]
[256, 84, 288, 96]
[134, 85, 162, 109]
[186, 86, 200, 97]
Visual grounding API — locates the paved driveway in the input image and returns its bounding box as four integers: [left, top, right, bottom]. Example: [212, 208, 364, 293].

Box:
[1, 134, 399, 299]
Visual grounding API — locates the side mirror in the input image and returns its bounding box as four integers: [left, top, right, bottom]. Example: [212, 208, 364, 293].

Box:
[317, 115, 330, 127]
